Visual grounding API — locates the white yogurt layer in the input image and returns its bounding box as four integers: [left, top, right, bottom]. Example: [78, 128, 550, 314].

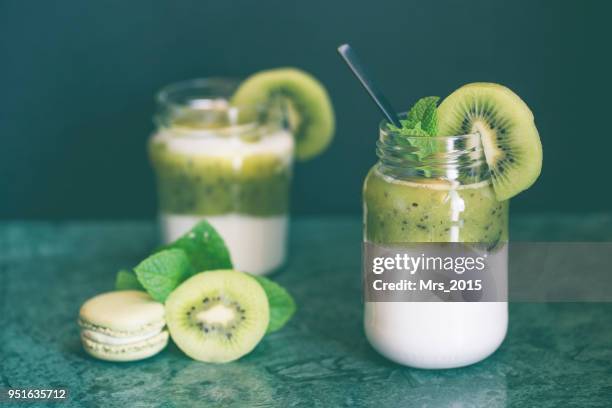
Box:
[364, 302, 508, 369]
[161, 213, 288, 276]
[152, 128, 294, 167]
[365, 244, 508, 369]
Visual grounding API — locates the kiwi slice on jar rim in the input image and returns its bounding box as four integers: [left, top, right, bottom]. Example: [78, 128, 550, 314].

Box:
[165, 270, 269, 363]
[231, 68, 335, 161]
[437, 82, 543, 201]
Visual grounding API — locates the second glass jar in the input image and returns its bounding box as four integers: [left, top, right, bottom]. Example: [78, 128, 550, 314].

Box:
[149, 79, 293, 275]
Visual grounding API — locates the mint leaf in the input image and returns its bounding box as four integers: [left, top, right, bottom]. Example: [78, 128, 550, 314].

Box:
[115, 269, 144, 290]
[134, 248, 193, 302]
[390, 122, 435, 160]
[406, 96, 439, 136]
[116, 222, 231, 301]
[406, 124, 437, 160]
[159, 221, 233, 274]
[253, 275, 296, 333]
[397, 121, 430, 137]
[386, 96, 441, 162]
[387, 96, 440, 138]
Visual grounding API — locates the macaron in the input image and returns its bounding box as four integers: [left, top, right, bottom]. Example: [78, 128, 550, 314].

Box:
[78, 290, 169, 362]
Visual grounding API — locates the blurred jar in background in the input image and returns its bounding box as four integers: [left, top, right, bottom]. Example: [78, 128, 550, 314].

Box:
[149, 79, 293, 275]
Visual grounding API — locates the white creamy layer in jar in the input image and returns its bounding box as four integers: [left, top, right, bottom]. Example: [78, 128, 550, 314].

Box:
[161, 213, 288, 276]
[151, 128, 294, 166]
[364, 301, 508, 369]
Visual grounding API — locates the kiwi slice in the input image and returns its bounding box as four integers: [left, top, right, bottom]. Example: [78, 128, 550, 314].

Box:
[438, 83, 542, 200]
[165, 270, 269, 363]
[231, 68, 335, 161]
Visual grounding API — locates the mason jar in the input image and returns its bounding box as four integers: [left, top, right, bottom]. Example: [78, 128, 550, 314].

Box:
[363, 120, 509, 369]
[149, 79, 293, 276]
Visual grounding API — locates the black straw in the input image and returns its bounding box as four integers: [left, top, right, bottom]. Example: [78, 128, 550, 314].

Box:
[337, 44, 401, 127]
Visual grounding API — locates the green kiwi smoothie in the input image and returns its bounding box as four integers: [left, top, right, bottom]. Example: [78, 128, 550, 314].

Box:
[150, 134, 292, 217]
[364, 165, 508, 244]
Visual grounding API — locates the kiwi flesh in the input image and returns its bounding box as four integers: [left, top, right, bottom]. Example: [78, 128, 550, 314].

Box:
[437, 83, 542, 201]
[231, 68, 335, 161]
[165, 270, 269, 363]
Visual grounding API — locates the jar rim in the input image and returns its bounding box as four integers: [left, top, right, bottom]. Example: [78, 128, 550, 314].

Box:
[376, 113, 490, 184]
[154, 77, 275, 134]
[156, 78, 240, 107]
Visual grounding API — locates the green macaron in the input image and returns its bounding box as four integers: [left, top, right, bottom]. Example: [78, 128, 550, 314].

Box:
[78, 290, 169, 362]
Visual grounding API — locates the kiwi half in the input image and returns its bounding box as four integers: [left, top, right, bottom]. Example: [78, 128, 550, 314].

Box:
[438, 83, 542, 200]
[231, 68, 335, 161]
[165, 270, 269, 363]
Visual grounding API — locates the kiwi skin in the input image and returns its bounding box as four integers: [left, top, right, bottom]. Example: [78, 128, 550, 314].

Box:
[438, 83, 542, 201]
[231, 68, 335, 161]
[165, 270, 269, 363]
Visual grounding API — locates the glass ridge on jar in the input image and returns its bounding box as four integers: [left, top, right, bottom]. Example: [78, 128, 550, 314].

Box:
[363, 118, 509, 369]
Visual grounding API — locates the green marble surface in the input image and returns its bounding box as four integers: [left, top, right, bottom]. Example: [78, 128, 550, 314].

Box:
[1, 215, 611, 407]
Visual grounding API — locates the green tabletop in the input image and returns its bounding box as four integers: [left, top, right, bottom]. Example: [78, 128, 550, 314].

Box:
[1, 216, 611, 407]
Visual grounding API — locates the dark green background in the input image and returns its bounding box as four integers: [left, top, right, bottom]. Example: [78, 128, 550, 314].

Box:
[1, 0, 610, 219]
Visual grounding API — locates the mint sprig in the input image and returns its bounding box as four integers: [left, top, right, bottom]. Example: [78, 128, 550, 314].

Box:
[157, 221, 233, 274]
[387, 96, 440, 160]
[115, 220, 296, 333]
[134, 248, 194, 302]
[406, 95, 439, 136]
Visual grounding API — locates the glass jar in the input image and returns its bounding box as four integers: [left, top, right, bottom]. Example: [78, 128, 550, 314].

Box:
[363, 120, 509, 369]
[149, 79, 293, 276]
